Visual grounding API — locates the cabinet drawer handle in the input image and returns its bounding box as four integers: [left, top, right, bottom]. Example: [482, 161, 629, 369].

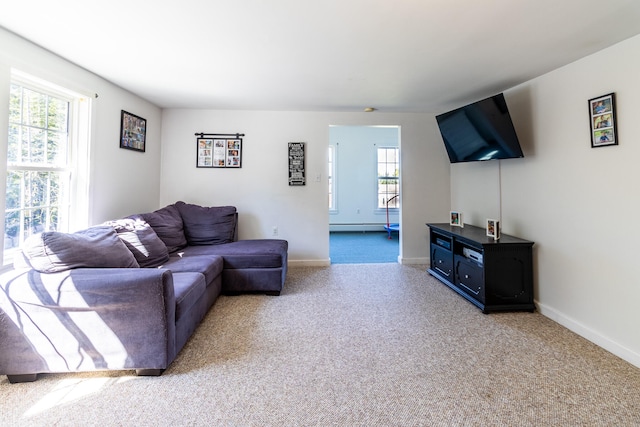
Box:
[459, 282, 480, 296]
[435, 267, 451, 277]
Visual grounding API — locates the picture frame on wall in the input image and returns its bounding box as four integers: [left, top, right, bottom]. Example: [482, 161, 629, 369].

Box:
[486, 218, 500, 240]
[588, 93, 617, 148]
[196, 137, 242, 168]
[120, 110, 146, 152]
[450, 211, 463, 228]
[288, 142, 306, 186]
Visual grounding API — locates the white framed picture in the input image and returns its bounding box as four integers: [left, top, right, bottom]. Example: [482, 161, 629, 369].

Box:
[450, 211, 463, 228]
[486, 218, 500, 240]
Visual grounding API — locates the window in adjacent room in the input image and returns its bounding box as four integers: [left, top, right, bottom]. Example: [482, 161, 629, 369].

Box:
[4, 72, 90, 265]
[328, 144, 336, 211]
[377, 147, 399, 209]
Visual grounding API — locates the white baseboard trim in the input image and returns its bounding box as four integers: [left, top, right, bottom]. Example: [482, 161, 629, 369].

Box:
[536, 301, 640, 369]
[288, 259, 331, 267]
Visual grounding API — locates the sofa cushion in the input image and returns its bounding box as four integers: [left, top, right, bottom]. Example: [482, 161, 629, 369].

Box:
[178, 239, 288, 269]
[104, 218, 170, 268]
[20, 226, 139, 273]
[175, 201, 237, 246]
[171, 272, 206, 322]
[161, 254, 224, 287]
[136, 204, 187, 253]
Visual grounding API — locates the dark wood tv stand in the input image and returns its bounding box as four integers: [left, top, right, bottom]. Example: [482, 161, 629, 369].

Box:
[427, 223, 535, 313]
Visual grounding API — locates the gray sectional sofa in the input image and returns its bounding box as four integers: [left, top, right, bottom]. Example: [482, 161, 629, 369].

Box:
[0, 201, 288, 383]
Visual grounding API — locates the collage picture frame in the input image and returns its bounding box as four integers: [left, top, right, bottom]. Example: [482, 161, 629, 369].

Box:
[588, 93, 617, 148]
[196, 137, 242, 168]
[120, 110, 146, 152]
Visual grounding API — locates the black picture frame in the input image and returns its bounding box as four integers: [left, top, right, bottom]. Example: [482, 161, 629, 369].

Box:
[120, 110, 146, 152]
[288, 142, 306, 185]
[588, 93, 617, 148]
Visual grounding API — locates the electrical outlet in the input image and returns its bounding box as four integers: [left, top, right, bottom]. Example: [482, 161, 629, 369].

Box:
[272, 226, 278, 236]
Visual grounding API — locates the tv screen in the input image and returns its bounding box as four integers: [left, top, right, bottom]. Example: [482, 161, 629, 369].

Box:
[435, 93, 524, 163]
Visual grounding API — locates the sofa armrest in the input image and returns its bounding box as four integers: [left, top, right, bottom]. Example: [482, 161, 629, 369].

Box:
[0, 267, 176, 376]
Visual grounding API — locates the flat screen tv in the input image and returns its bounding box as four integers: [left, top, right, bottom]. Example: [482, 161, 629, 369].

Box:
[435, 93, 524, 163]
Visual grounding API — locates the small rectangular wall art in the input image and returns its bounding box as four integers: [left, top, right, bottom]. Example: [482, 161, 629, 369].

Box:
[288, 142, 306, 186]
[589, 93, 617, 148]
[120, 110, 146, 152]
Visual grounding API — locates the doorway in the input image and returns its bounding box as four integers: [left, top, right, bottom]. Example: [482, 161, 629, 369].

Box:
[328, 125, 400, 263]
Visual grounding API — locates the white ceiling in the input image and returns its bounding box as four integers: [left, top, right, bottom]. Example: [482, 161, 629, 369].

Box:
[2, 0, 640, 113]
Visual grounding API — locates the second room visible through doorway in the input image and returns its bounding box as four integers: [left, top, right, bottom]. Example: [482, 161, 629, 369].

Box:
[328, 125, 400, 263]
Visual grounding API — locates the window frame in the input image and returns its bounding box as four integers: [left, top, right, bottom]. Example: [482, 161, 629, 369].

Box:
[376, 146, 400, 211]
[328, 144, 337, 213]
[3, 71, 90, 266]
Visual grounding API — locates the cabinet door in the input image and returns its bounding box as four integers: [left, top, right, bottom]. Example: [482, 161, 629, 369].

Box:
[484, 247, 533, 305]
[454, 255, 485, 303]
[431, 245, 453, 280]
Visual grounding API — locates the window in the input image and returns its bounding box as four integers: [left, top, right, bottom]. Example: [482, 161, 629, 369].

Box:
[4, 74, 89, 265]
[377, 147, 399, 209]
[328, 145, 335, 211]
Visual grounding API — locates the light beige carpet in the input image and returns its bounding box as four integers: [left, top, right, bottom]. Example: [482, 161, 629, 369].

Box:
[2, 264, 640, 426]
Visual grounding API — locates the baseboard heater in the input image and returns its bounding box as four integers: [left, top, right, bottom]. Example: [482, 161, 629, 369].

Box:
[330, 223, 386, 232]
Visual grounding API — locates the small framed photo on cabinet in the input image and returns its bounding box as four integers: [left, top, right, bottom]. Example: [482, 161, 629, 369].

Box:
[450, 211, 463, 227]
[486, 219, 500, 240]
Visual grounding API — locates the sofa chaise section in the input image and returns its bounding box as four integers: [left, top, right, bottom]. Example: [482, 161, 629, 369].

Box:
[151, 202, 288, 295]
[177, 239, 288, 295]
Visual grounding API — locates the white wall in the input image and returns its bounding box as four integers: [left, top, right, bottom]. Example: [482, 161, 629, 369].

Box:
[0, 27, 451, 267]
[0, 28, 163, 229]
[160, 110, 450, 265]
[450, 34, 640, 367]
[329, 125, 399, 230]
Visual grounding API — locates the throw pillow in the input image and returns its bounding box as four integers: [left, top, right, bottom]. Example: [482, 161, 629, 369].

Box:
[104, 217, 170, 268]
[138, 204, 188, 253]
[175, 201, 237, 245]
[21, 226, 140, 273]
